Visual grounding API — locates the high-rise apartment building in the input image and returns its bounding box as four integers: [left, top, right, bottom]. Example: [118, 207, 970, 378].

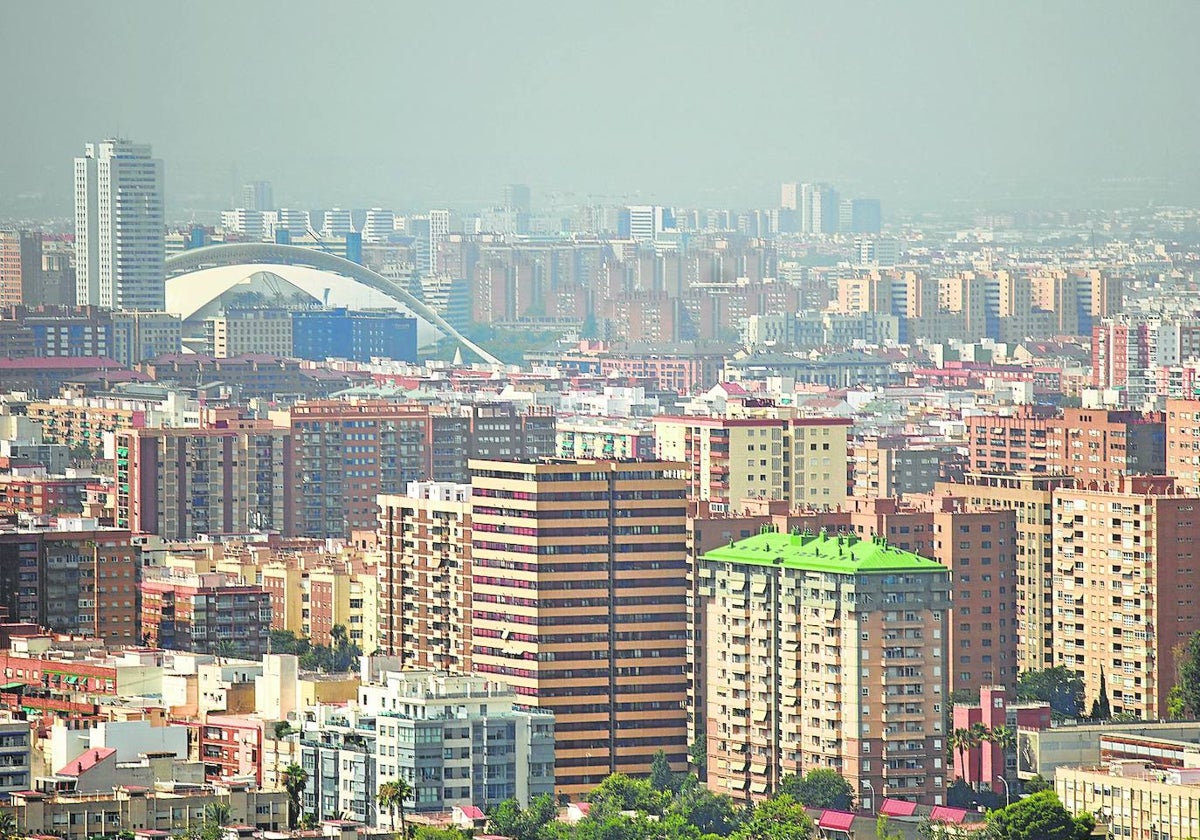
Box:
[699, 529, 950, 805]
[284, 401, 437, 537]
[377, 482, 473, 670]
[74, 140, 165, 310]
[115, 412, 291, 538]
[799, 183, 839, 234]
[0, 230, 42, 307]
[109, 310, 182, 366]
[503, 184, 531, 215]
[204, 308, 293, 358]
[468, 459, 689, 797]
[1050, 475, 1197, 720]
[939, 471, 1076, 674]
[965, 407, 1165, 483]
[0, 524, 140, 643]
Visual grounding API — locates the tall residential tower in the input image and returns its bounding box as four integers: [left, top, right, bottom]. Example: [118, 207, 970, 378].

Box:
[74, 139, 165, 310]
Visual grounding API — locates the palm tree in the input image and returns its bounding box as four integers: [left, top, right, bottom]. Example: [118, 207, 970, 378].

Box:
[949, 728, 971, 786]
[377, 777, 413, 837]
[204, 802, 233, 827]
[989, 725, 1017, 784]
[282, 762, 309, 830]
[969, 722, 989, 791]
[0, 811, 18, 840]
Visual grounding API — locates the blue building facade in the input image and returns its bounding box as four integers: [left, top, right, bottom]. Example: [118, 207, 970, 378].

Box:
[292, 308, 417, 363]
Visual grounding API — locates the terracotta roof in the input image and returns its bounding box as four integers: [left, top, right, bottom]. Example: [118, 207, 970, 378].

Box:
[57, 746, 116, 776]
[457, 806, 485, 820]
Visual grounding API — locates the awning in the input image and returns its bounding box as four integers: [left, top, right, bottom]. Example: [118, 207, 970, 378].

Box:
[750, 781, 767, 793]
[930, 806, 968, 824]
[0, 682, 25, 691]
[879, 798, 918, 817]
[65, 676, 78, 685]
[818, 810, 856, 832]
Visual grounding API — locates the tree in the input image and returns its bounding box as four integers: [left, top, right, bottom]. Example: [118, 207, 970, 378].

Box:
[876, 815, 904, 840]
[949, 728, 972, 786]
[282, 762, 309, 830]
[777, 768, 854, 810]
[269, 629, 310, 655]
[689, 739, 707, 782]
[969, 722, 989, 791]
[0, 812, 18, 840]
[1016, 668, 1084, 718]
[1175, 631, 1200, 718]
[649, 749, 675, 792]
[731, 794, 813, 840]
[203, 802, 233, 827]
[588, 772, 668, 815]
[989, 725, 1017, 755]
[985, 790, 1094, 840]
[1022, 774, 1051, 794]
[1091, 669, 1112, 721]
[273, 720, 294, 740]
[487, 794, 558, 840]
[669, 786, 737, 836]
[378, 777, 414, 837]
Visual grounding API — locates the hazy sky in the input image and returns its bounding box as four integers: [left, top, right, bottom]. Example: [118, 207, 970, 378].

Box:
[3, 1, 1199, 218]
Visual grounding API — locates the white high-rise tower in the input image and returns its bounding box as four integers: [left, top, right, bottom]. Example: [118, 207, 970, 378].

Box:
[74, 140, 165, 310]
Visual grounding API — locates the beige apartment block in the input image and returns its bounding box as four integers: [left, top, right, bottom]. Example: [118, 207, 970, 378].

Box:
[377, 481, 473, 670]
[1051, 476, 1198, 720]
[699, 529, 951, 806]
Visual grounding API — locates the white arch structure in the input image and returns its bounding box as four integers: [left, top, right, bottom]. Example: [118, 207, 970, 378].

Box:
[164, 242, 500, 365]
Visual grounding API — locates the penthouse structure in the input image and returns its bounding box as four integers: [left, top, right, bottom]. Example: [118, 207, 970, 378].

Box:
[468, 459, 689, 796]
[699, 529, 951, 805]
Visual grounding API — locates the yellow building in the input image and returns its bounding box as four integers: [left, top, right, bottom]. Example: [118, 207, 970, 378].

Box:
[1058, 762, 1200, 840]
[653, 411, 849, 510]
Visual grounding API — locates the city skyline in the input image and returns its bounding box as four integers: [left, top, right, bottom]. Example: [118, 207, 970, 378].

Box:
[3, 2, 1200, 218]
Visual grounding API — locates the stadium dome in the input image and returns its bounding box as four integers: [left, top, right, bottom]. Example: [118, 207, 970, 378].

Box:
[163, 243, 499, 363]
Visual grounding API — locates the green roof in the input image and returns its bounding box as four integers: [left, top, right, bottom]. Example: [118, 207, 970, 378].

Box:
[702, 529, 945, 576]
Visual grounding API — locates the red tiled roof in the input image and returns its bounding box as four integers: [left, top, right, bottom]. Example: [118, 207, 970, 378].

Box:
[818, 810, 856, 831]
[458, 806, 485, 820]
[879, 799, 918, 817]
[930, 806, 969, 824]
[57, 746, 116, 776]
[571, 802, 591, 814]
